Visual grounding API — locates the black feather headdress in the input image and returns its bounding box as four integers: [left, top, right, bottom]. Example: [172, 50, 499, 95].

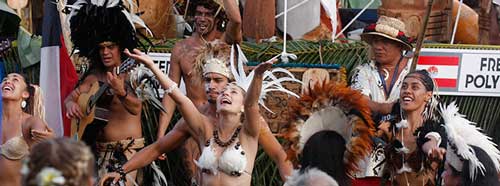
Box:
[66, 0, 151, 61]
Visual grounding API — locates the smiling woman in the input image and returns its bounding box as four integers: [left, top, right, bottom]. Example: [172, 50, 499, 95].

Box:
[114, 44, 299, 186]
[1, 73, 54, 186]
[382, 70, 446, 186]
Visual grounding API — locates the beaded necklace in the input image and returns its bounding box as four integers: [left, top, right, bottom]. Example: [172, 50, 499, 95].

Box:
[212, 126, 242, 147]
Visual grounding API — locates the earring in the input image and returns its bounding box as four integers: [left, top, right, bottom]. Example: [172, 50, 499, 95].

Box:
[422, 101, 431, 120]
[21, 100, 27, 109]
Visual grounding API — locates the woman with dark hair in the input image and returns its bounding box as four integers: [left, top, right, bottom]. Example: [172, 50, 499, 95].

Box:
[283, 70, 376, 186]
[0, 73, 54, 185]
[442, 146, 500, 186]
[299, 131, 349, 186]
[382, 70, 447, 186]
[383, 69, 500, 186]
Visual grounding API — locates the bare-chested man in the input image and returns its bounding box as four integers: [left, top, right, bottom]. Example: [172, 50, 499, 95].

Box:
[156, 0, 292, 182]
[63, 1, 147, 185]
[102, 44, 293, 185]
[158, 0, 242, 134]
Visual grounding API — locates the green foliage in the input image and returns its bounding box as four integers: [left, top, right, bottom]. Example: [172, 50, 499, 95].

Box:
[252, 147, 284, 186]
[241, 40, 368, 78]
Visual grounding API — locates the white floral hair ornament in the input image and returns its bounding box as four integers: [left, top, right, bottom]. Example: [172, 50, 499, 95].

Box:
[441, 102, 500, 181]
[36, 167, 66, 186]
[229, 44, 301, 113]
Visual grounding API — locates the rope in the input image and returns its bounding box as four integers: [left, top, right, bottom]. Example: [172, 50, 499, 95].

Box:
[450, 0, 464, 44]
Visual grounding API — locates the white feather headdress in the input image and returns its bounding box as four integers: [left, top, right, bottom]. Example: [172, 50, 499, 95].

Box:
[441, 102, 500, 180]
[229, 44, 301, 113]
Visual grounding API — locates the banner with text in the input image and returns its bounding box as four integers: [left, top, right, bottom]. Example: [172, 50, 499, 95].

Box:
[416, 48, 500, 97]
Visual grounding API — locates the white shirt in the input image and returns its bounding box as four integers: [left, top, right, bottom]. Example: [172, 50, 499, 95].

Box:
[350, 59, 412, 103]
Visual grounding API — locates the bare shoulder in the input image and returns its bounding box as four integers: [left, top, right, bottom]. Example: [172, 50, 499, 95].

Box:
[23, 115, 47, 131]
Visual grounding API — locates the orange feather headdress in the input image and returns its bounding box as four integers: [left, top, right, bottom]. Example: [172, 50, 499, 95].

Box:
[282, 75, 375, 176]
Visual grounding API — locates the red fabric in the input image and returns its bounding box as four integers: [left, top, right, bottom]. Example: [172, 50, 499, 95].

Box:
[59, 36, 78, 137]
[352, 177, 388, 186]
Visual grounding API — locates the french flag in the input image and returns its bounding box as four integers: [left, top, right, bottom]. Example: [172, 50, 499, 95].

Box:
[40, 0, 78, 137]
[417, 55, 460, 89]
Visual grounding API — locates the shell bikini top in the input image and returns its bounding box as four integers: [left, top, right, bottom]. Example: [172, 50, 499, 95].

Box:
[194, 126, 249, 177]
[1, 135, 29, 160]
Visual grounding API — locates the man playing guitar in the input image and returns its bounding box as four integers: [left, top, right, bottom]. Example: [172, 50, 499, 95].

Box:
[63, 1, 151, 185]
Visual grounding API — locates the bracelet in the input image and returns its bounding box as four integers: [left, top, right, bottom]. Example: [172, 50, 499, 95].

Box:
[117, 166, 127, 180]
[164, 83, 178, 95]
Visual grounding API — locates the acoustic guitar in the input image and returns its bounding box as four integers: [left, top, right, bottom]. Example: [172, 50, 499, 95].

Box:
[71, 58, 137, 140]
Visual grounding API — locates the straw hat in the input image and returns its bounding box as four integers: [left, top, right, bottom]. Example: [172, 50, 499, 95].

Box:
[361, 16, 413, 50]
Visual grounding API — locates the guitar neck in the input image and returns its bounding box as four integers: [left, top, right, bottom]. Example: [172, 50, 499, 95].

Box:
[87, 58, 135, 109]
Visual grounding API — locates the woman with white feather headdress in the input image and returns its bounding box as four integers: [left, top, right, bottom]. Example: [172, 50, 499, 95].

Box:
[123, 43, 299, 186]
[381, 70, 500, 186]
[439, 103, 500, 185]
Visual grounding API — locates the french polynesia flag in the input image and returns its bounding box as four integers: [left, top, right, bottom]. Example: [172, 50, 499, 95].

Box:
[40, 0, 78, 137]
[417, 56, 460, 89]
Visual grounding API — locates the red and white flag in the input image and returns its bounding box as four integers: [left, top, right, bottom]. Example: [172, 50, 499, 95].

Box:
[417, 56, 460, 89]
[40, 0, 78, 137]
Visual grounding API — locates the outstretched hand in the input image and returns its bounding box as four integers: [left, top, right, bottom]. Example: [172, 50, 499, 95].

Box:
[254, 58, 276, 75]
[124, 48, 155, 67]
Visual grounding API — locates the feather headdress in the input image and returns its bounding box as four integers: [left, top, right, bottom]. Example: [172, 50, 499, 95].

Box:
[229, 44, 301, 113]
[129, 66, 166, 113]
[441, 102, 500, 181]
[66, 0, 151, 60]
[194, 41, 232, 79]
[283, 79, 376, 175]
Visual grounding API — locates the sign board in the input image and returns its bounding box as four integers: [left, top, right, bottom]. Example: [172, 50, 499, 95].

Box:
[149, 52, 171, 75]
[416, 48, 500, 97]
[147, 52, 186, 97]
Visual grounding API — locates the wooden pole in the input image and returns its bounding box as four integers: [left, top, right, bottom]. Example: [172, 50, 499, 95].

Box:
[410, 0, 435, 72]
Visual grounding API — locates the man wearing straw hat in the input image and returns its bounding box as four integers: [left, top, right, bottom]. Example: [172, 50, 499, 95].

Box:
[350, 15, 414, 185]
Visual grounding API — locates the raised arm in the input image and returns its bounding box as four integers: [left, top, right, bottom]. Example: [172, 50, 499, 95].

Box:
[258, 118, 292, 181]
[157, 44, 183, 139]
[126, 49, 207, 137]
[221, 0, 242, 44]
[244, 59, 274, 137]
